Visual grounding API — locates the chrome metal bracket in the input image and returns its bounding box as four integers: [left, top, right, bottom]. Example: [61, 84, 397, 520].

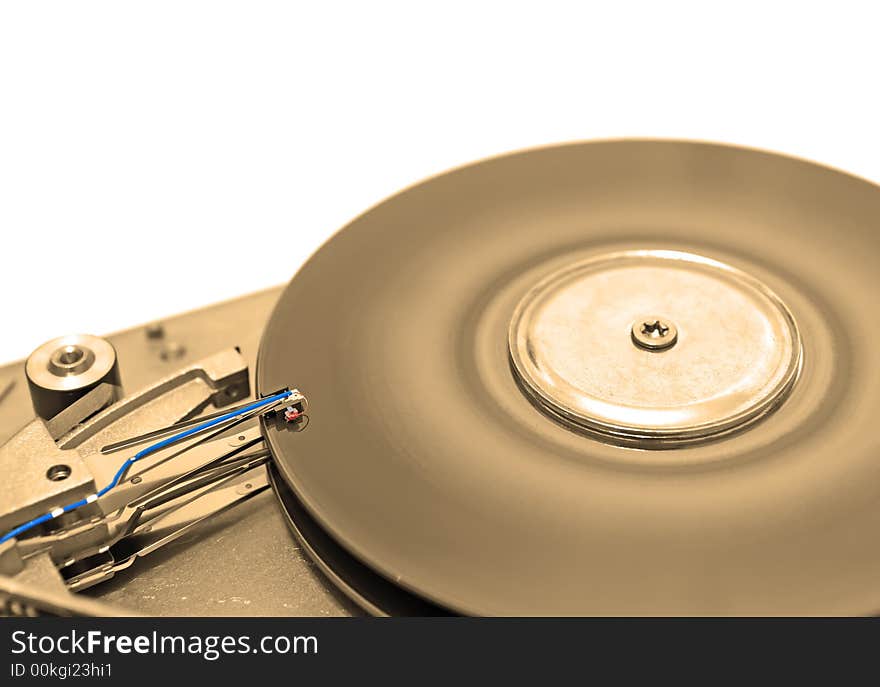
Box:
[0, 347, 304, 616]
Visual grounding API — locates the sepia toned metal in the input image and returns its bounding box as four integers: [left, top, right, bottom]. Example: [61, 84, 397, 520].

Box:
[630, 316, 678, 351]
[0, 288, 358, 617]
[508, 250, 803, 447]
[25, 334, 121, 423]
[259, 139, 880, 615]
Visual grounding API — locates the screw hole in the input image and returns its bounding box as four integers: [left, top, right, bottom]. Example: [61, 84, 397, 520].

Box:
[58, 346, 84, 365]
[46, 464, 71, 482]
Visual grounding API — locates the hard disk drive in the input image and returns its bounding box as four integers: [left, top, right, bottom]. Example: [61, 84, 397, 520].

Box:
[2, 140, 878, 616]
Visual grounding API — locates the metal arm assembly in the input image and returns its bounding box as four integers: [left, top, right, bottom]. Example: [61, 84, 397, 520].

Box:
[0, 346, 304, 616]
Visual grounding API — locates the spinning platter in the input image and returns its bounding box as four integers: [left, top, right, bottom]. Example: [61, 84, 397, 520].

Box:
[2, 139, 879, 617]
[259, 140, 880, 615]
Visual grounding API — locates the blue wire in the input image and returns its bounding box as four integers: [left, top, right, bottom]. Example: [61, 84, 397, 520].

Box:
[0, 390, 292, 545]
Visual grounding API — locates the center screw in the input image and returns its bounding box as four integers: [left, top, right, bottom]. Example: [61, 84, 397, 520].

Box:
[631, 316, 678, 351]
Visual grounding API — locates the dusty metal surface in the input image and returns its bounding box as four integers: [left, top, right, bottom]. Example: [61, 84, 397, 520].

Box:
[0, 287, 357, 617]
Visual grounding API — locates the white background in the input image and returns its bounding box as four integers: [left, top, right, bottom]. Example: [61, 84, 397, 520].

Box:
[1, 1, 878, 363]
